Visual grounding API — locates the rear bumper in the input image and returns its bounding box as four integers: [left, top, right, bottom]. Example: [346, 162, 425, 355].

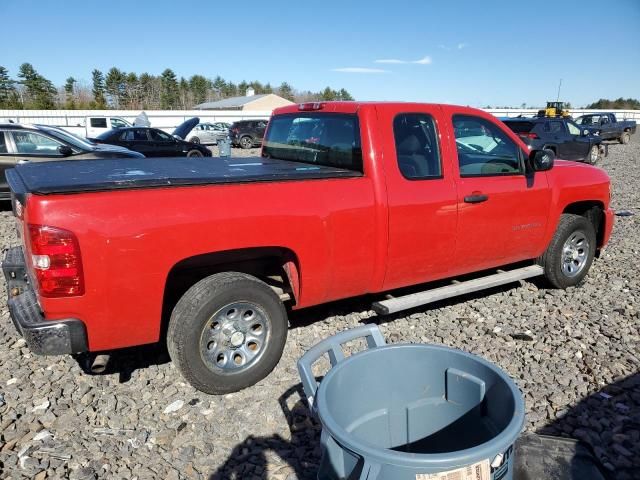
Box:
[2, 246, 88, 355]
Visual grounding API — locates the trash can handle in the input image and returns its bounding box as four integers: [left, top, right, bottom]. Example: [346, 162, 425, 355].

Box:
[297, 325, 386, 410]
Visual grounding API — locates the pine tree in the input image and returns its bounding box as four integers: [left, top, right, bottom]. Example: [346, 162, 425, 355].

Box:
[0, 66, 20, 108]
[17, 63, 56, 109]
[91, 69, 106, 109]
[105, 67, 126, 108]
[160, 68, 179, 109]
[338, 88, 354, 101]
[277, 82, 294, 101]
[64, 77, 76, 109]
[189, 75, 209, 105]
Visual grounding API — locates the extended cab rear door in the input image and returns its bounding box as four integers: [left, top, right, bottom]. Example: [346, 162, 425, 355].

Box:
[442, 107, 551, 275]
[377, 104, 458, 290]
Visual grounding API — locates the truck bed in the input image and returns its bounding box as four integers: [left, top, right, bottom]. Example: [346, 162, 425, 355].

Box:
[7, 156, 361, 195]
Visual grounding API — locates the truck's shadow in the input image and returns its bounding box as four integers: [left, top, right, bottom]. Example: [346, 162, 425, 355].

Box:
[208, 383, 320, 480]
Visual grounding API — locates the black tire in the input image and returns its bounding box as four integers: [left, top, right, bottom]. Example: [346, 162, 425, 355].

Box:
[540, 214, 596, 289]
[239, 136, 253, 149]
[187, 149, 203, 157]
[190, 136, 201, 144]
[167, 272, 288, 394]
[619, 131, 630, 144]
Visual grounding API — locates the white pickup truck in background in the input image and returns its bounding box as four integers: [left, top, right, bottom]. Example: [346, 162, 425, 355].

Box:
[60, 116, 131, 138]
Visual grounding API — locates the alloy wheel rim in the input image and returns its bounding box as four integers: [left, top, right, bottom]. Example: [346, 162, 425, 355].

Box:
[561, 231, 589, 278]
[200, 302, 270, 374]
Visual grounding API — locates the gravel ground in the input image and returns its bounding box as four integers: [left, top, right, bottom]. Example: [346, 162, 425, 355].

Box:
[0, 141, 638, 479]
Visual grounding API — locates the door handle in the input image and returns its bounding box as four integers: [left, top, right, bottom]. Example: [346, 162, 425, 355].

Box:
[464, 194, 489, 204]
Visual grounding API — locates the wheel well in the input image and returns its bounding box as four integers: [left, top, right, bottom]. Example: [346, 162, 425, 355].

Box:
[161, 247, 299, 338]
[562, 201, 605, 248]
[543, 145, 556, 153]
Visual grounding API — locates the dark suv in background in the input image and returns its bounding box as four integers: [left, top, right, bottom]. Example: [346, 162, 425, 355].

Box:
[229, 120, 268, 149]
[501, 117, 603, 164]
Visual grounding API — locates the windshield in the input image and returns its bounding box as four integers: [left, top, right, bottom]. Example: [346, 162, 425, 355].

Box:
[262, 113, 362, 172]
[39, 126, 95, 150]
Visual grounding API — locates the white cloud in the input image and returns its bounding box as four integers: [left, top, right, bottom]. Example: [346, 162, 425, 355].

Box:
[412, 56, 432, 65]
[332, 67, 388, 73]
[457, 43, 469, 49]
[375, 59, 406, 64]
[438, 44, 451, 51]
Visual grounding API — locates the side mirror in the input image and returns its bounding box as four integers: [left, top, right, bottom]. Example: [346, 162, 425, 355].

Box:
[58, 145, 73, 156]
[529, 149, 554, 171]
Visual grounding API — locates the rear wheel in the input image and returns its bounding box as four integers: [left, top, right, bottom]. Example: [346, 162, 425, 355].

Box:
[619, 131, 630, 144]
[240, 136, 253, 149]
[190, 136, 201, 144]
[167, 272, 288, 394]
[540, 214, 596, 289]
[187, 149, 203, 157]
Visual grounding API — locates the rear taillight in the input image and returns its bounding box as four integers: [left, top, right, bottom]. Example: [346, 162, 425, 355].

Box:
[27, 224, 84, 297]
[518, 132, 539, 139]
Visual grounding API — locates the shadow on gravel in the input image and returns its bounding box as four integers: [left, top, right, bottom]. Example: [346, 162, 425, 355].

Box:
[74, 343, 171, 383]
[520, 372, 640, 480]
[208, 383, 320, 480]
[289, 278, 535, 330]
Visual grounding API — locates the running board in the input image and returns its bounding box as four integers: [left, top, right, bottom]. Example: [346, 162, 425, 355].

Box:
[372, 265, 544, 315]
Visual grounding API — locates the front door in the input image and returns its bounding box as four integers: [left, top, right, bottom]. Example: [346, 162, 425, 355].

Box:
[445, 109, 552, 275]
[148, 129, 180, 156]
[379, 105, 459, 290]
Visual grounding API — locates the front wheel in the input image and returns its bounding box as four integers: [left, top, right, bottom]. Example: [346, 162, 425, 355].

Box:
[167, 272, 288, 394]
[240, 136, 253, 149]
[187, 149, 203, 157]
[619, 131, 631, 144]
[585, 145, 599, 165]
[540, 214, 596, 289]
[190, 136, 201, 144]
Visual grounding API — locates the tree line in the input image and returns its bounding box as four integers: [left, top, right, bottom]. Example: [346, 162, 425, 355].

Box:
[0, 63, 354, 110]
[586, 98, 640, 110]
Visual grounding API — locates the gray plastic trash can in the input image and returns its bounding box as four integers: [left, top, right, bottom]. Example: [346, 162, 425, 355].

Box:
[298, 325, 525, 480]
[218, 136, 231, 157]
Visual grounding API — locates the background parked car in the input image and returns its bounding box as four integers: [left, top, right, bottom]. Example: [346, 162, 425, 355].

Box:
[501, 117, 603, 164]
[229, 120, 268, 149]
[0, 123, 143, 200]
[185, 122, 229, 145]
[58, 115, 132, 138]
[92, 118, 211, 157]
[574, 113, 637, 144]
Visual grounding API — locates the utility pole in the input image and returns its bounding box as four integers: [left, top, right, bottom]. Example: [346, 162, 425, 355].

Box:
[556, 79, 562, 102]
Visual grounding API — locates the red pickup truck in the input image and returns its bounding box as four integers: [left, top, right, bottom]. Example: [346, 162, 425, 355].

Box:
[2, 102, 614, 394]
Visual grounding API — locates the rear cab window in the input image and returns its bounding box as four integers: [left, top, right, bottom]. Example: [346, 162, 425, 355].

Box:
[393, 113, 442, 179]
[262, 113, 363, 172]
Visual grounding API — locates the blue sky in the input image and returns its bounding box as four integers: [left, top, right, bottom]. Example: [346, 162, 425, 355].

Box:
[1, 0, 639, 107]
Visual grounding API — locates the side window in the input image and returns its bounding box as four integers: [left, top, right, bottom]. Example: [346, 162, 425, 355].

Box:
[566, 122, 580, 136]
[0, 132, 7, 153]
[110, 118, 128, 129]
[90, 118, 108, 128]
[393, 113, 442, 179]
[149, 129, 172, 141]
[11, 131, 64, 155]
[549, 121, 564, 134]
[452, 115, 522, 177]
[601, 116, 610, 125]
